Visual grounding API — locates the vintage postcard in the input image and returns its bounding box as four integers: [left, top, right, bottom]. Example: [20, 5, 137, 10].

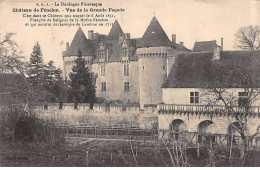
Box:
[0, 0, 260, 167]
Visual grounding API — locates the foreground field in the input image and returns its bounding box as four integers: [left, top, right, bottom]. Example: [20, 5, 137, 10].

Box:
[1, 137, 260, 167]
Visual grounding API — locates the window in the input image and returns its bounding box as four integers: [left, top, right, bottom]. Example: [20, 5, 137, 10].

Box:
[122, 48, 127, 57]
[98, 50, 105, 58]
[124, 64, 129, 76]
[163, 66, 166, 70]
[124, 82, 129, 91]
[238, 92, 248, 107]
[101, 65, 106, 76]
[101, 82, 106, 91]
[190, 92, 199, 104]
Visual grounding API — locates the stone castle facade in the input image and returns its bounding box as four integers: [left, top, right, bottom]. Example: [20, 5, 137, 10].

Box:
[63, 17, 189, 108]
[62, 17, 260, 143]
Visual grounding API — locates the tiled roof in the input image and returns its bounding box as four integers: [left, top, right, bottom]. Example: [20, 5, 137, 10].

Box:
[173, 43, 190, 51]
[193, 40, 218, 52]
[64, 27, 95, 56]
[106, 20, 123, 42]
[138, 17, 172, 48]
[162, 50, 260, 88]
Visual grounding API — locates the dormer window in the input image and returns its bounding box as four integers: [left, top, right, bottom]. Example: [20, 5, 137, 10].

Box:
[98, 50, 105, 58]
[122, 48, 128, 57]
[238, 92, 248, 107]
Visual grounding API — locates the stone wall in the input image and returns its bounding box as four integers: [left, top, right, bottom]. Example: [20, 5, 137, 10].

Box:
[92, 61, 139, 103]
[33, 103, 157, 129]
[162, 88, 260, 106]
[158, 111, 260, 139]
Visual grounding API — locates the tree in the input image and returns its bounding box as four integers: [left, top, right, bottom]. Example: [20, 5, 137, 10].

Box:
[201, 56, 260, 166]
[0, 34, 65, 144]
[69, 49, 96, 104]
[234, 25, 260, 50]
[27, 42, 46, 86]
[44, 60, 56, 84]
[43, 61, 66, 102]
[0, 33, 27, 75]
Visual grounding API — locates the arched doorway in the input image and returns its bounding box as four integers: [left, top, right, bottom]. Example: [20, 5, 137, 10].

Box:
[169, 119, 187, 141]
[197, 120, 214, 144]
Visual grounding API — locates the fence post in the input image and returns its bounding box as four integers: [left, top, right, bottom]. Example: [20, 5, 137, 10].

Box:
[86, 150, 89, 166]
[197, 143, 200, 158]
[95, 126, 96, 138]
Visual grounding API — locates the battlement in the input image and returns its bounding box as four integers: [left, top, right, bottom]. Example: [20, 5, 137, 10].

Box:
[137, 46, 172, 58]
[35, 103, 155, 114]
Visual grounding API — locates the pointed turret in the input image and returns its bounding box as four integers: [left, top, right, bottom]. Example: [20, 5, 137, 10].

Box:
[65, 27, 95, 56]
[139, 16, 171, 48]
[106, 20, 123, 41]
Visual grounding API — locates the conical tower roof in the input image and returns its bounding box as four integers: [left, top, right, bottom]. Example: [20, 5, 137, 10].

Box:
[65, 27, 95, 56]
[106, 20, 123, 41]
[139, 16, 172, 47]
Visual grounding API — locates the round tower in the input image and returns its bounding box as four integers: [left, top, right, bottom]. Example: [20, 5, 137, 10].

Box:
[138, 47, 171, 109]
[137, 17, 173, 109]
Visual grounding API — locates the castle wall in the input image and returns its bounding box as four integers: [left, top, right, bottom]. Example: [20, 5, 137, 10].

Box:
[92, 61, 139, 103]
[33, 103, 157, 129]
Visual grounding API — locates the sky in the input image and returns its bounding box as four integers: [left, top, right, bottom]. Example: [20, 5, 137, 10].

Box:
[0, 0, 260, 69]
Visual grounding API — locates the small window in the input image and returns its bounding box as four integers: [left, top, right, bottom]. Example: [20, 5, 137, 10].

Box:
[122, 48, 127, 57]
[124, 64, 129, 76]
[98, 50, 105, 58]
[101, 82, 106, 91]
[163, 66, 166, 70]
[143, 66, 145, 70]
[101, 65, 106, 76]
[124, 82, 129, 91]
[238, 92, 248, 107]
[190, 91, 199, 104]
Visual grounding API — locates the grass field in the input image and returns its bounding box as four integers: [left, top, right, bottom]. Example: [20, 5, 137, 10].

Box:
[1, 137, 260, 167]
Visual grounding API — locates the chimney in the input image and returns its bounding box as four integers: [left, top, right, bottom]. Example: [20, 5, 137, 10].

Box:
[66, 42, 69, 51]
[93, 32, 98, 40]
[213, 46, 221, 60]
[221, 38, 223, 50]
[172, 34, 176, 44]
[180, 42, 184, 47]
[88, 30, 93, 40]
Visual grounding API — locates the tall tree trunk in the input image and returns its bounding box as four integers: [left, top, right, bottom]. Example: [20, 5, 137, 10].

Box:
[240, 133, 247, 166]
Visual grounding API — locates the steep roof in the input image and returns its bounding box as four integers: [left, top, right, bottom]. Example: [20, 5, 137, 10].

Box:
[138, 16, 172, 48]
[193, 40, 218, 52]
[163, 50, 260, 88]
[173, 43, 190, 51]
[65, 27, 95, 56]
[106, 20, 123, 42]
